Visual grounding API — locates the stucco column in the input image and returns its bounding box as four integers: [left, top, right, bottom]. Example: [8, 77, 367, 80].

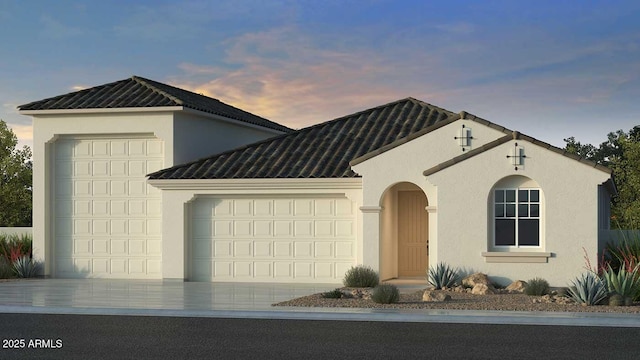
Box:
[161, 191, 196, 280]
[360, 206, 382, 272]
[426, 206, 437, 267]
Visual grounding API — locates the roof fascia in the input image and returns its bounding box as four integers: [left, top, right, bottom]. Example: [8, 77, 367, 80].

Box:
[422, 131, 614, 177]
[19, 106, 183, 116]
[147, 177, 363, 191]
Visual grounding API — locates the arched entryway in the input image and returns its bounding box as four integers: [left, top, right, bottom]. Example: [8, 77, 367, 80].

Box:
[380, 182, 429, 280]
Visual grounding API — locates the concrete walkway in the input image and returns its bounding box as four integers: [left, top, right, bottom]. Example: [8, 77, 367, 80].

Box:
[1, 279, 640, 328]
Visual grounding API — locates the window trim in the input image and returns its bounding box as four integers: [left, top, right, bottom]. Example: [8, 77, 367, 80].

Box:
[493, 187, 542, 249]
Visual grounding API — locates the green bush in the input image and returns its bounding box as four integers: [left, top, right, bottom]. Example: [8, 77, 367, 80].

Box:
[567, 272, 608, 306]
[12, 256, 40, 278]
[343, 265, 379, 288]
[600, 263, 640, 301]
[428, 263, 459, 289]
[0, 257, 13, 279]
[371, 284, 400, 304]
[524, 277, 550, 296]
[321, 289, 343, 299]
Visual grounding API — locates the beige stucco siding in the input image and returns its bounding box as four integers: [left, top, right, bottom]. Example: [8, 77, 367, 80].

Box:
[427, 140, 610, 286]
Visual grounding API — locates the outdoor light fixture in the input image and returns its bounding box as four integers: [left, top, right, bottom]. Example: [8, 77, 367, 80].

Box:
[506, 142, 526, 170]
[454, 124, 473, 151]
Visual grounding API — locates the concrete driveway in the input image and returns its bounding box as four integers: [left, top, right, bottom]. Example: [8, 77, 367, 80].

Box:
[1, 278, 640, 328]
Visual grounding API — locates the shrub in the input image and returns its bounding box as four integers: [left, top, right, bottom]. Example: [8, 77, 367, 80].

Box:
[12, 256, 40, 278]
[0, 233, 32, 264]
[600, 263, 640, 300]
[524, 277, 550, 296]
[567, 272, 608, 306]
[428, 263, 459, 289]
[0, 257, 13, 279]
[343, 265, 379, 288]
[321, 289, 343, 299]
[371, 284, 400, 304]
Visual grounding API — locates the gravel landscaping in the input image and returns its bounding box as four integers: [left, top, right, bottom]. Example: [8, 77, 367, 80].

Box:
[273, 288, 640, 313]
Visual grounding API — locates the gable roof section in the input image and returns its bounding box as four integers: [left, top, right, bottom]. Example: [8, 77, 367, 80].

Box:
[18, 76, 292, 133]
[148, 98, 455, 179]
[420, 112, 612, 177]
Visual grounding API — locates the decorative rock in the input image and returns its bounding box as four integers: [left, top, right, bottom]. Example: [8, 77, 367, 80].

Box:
[462, 273, 492, 288]
[505, 280, 527, 293]
[471, 283, 496, 295]
[340, 288, 373, 299]
[422, 290, 452, 302]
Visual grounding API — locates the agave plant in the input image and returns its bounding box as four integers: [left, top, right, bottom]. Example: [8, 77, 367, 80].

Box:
[12, 256, 40, 278]
[428, 262, 459, 289]
[567, 272, 608, 306]
[600, 263, 640, 300]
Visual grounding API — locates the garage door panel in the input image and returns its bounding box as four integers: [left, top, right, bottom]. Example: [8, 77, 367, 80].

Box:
[191, 196, 356, 283]
[54, 136, 162, 279]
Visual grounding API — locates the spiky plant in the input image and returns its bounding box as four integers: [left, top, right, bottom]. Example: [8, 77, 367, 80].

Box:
[12, 256, 40, 278]
[343, 265, 379, 288]
[600, 263, 640, 300]
[567, 272, 608, 306]
[371, 284, 400, 304]
[428, 263, 459, 289]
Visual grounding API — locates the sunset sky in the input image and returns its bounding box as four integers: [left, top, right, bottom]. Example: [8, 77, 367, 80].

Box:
[1, 0, 639, 151]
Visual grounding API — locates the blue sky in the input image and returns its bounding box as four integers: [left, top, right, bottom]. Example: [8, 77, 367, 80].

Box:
[1, 0, 639, 150]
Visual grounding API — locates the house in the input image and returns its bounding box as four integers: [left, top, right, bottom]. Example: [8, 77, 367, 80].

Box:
[19, 76, 615, 286]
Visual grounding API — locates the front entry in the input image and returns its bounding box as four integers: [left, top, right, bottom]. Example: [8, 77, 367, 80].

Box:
[397, 190, 428, 277]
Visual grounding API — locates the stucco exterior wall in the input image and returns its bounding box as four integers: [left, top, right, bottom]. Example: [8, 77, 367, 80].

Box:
[427, 140, 611, 286]
[352, 118, 611, 286]
[352, 119, 507, 271]
[173, 111, 284, 164]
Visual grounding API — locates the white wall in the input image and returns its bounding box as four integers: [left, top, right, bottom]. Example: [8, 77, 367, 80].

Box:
[426, 140, 610, 286]
[352, 119, 506, 271]
[173, 111, 285, 164]
[352, 118, 612, 286]
[0, 227, 32, 236]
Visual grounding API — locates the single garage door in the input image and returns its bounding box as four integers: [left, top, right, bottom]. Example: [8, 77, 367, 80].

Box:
[191, 196, 357, 283]
[54, 136, 163, 278]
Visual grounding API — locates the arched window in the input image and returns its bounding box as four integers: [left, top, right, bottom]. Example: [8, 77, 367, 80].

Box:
[492, 176, 543, 248]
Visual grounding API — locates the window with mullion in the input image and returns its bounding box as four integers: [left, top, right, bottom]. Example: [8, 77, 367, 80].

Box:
[494, 188, 540, 247]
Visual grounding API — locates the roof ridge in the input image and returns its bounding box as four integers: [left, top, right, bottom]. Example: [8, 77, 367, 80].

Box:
[131, 75, 184, 106]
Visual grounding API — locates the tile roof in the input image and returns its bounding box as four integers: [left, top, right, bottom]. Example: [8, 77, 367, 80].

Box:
[18, 76, 292, 133]
[148, 98, 455, 179]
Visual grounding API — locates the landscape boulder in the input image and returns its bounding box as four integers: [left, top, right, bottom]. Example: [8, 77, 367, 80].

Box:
[462, 273, 492, 288]
[422, 290, 452, 302]
[505, 280, 527, 293]
[471, 283, 496, 295]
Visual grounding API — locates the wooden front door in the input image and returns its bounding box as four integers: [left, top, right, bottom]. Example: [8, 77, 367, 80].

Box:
[397, 190, 428, 277]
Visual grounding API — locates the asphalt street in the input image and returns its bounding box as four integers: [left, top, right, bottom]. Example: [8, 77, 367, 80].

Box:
[1, 313, 639, 359]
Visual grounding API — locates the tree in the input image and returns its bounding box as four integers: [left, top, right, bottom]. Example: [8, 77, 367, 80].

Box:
[564, 126, 640, 229]
[0, 120, 32, 226]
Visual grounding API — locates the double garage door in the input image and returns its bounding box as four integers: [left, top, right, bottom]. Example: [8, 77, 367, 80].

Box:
[191, 196, 357, 283]
[54, 136, 163, 279]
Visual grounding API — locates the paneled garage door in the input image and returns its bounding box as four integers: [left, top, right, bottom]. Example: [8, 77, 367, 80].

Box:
[191, 196, 357, 283]
[54, 136, 163, 278]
